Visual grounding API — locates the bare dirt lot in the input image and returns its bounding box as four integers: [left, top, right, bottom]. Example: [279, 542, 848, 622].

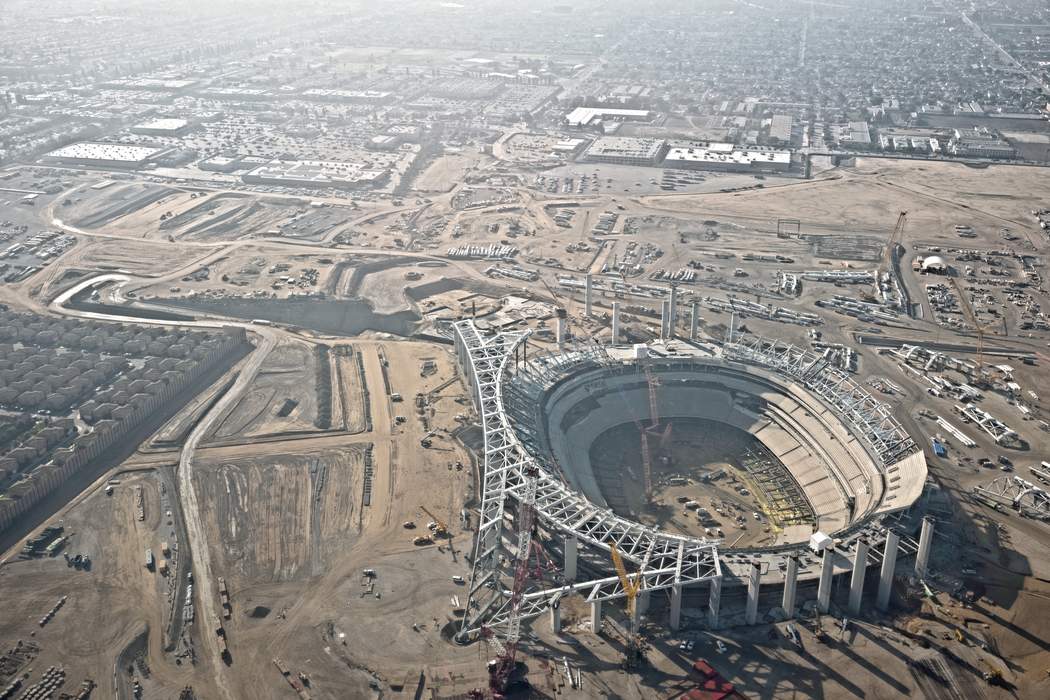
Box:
[193, 447, 366, 581]
[206, 339, 322, 442]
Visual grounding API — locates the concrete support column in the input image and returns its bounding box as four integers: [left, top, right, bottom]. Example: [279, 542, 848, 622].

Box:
[877, 531, 901, 612]
[782, 555, 799, 618]
[550, 603, 562, 633]
[708, 575, 722, 629]
[817, 548, 835, 613]
[590, 600, 602, 634]
[915, 516, 934, 579]
[563, 536, 577, 581]
[669, 583, 682, 631]
[636, 590, 650, 615]
[556, 312, 566, 347]
[690, 302, 700, 341]
[660, 300, 671, 340]
[848, 540, 870, 616]
[611, 302, 620, 345]
[669, 284, 679, 336]
[585, 274, 593, 318]
[746, 562, 761, 625]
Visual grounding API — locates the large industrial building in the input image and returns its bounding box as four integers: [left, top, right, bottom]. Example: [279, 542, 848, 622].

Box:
[130, 118, 193, 137]
[41, 142, 171, 169]
[566, 107, 653, 129]
[664, 142, 792, 173]
[581, 136, 667, 166]
[453, 320, 930, 641]
[242, 159, 388, 189]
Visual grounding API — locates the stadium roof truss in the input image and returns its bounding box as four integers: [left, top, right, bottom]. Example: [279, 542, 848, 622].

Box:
[724, 335, 916, 465]
[453, 321, 720, 639]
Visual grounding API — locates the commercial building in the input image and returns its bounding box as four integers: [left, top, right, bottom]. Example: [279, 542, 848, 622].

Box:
[581, 136, 666, 166]
[664, 142, 791, 173]
[300, 89, 395, 105]
[131, 118, 193, 137]
[768, 114, 794, 144]
[950, 127, 1016, 159]
[565, 107, 652, 128]
[837, 121, 873, 149]
[242, 159, 388, 190]
[41, 142, 170, 169]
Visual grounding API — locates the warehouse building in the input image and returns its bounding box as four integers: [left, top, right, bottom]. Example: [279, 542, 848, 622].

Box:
[565, 107, 652, 129]
[581, 136, 666, 166]
[41, 142, 171, 169]
[664, 142, 791, 173]
[950, 127, 1016, 159]
[243, 159, 388, 189]
[131, 118, 193, 136]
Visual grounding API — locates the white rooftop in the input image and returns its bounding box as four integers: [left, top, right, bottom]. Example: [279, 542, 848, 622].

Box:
[133, 118, 190, 132]
[665, 144, 791, 166]
[566, 107, 651, 127]
[44, 142, 166, 163]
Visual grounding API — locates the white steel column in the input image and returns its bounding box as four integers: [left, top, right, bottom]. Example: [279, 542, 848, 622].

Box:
[877, 531, 900, 611]
[746, 562, 761, 625]
[817, 548, 835, 613]
[915, 517, 934, 579]
[708, 575, 722, 629]
[782, 555, 799, 618]
[848, 540, 869, 616]
[669, 583, 682, 631]
[590, 600, 602, 634]
[668, 284, 679, 336]
[585, 274, 593, 317]
[563, 535, 577, 581]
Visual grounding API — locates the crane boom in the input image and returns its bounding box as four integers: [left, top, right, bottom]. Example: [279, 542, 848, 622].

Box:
[950, 277, 994, 370]
[419, 505, 448, 536]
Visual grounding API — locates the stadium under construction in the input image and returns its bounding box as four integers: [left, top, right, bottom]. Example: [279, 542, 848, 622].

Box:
[452, 318, 933, 662]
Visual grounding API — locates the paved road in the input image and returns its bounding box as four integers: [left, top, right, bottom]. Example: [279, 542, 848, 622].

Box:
[176, 328, 274, 700]
[51, 272, 276, 700]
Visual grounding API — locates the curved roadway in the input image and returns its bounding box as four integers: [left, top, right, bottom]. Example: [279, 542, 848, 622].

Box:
[51, 272, 275, 700]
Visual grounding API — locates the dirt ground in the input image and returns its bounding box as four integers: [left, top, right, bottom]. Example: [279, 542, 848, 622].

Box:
[206, 339, 322, 442]
[0, 469, 219, 699]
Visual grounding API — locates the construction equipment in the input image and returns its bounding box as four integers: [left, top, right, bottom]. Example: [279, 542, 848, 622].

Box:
[951, 276, 996, 372]
[640, 366, 672, 502]
[485, 470, 541, 698]
[610, 543, 645, 669]
[868, 211, 907, 304]
[419, 505, 449, 537]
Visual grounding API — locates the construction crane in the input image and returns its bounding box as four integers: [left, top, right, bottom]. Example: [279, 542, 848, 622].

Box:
[641, 366, 672, 502]
[609, 543, 645, 669]
[484, 471, 541, 698]
[950, 276, 996, 373]
[874, 211, 908, 302]
[419, 505, 449, 538]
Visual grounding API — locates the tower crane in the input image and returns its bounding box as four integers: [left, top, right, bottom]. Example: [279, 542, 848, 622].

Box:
[950, 276, 996, 373]
[874, 211, 908, 303]
[610, 543, 645, 669]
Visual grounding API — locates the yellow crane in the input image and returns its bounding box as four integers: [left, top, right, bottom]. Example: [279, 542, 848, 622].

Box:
[610, 543, 645, 668]
[419, 505, 449, 537]
[950, 276, 996, 372]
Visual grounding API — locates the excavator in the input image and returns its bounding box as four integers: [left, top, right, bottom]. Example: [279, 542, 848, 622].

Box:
[610, 543, 646, 669]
